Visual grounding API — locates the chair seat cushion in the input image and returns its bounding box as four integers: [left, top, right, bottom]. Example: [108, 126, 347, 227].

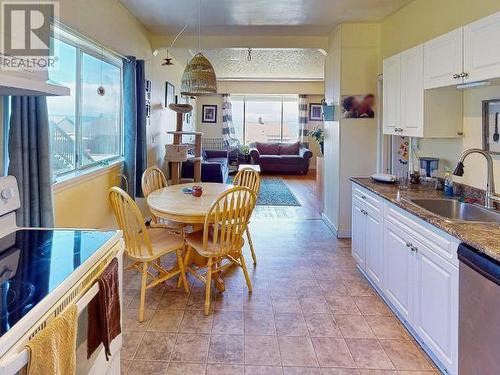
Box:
[130, 228, 184, 261]
[185, 228, 244, 257]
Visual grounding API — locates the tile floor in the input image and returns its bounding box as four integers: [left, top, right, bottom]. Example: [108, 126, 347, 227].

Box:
[121, 220, 440, 375]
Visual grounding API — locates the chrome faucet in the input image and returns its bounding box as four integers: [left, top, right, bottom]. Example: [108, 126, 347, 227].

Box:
[453, 148, 500, 209]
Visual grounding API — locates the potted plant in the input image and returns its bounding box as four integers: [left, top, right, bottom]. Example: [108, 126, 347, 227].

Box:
[309, 127, 324, 155]
[238, 145, 251, 163]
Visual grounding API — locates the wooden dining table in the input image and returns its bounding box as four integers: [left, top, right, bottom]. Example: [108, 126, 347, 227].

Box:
[146, 182, 234, 291]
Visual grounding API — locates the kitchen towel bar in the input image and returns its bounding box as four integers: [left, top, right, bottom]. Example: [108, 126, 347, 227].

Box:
[0, 283, 107, 375]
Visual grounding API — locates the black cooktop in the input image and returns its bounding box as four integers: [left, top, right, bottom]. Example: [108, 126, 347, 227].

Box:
[0, 229, 116, 338]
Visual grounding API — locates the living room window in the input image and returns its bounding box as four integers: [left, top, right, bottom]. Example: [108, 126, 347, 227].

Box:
[232, 95, 299, 145]
[47, 27, 123, 179]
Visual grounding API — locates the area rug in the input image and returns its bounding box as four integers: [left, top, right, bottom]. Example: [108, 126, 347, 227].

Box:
[228, 175, 301, 206]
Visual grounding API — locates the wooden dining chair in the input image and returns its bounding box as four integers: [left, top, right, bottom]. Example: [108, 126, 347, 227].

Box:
[109, 187, 189, 322]
[183, 186, 257, 315]
[233, 167, 261, 265]
[141, 166, 186, 233]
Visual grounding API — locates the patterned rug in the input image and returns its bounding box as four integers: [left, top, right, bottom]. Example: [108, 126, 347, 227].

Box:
[228, 175, 301, 206]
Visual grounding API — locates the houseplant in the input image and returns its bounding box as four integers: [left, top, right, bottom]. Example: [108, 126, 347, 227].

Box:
[309, 127, 324, 155]
[238, 144, 251, 163]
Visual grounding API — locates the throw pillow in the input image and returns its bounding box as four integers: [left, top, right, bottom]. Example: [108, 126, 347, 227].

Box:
[279, 142, 300, 155]
[255, 142, 280, 155]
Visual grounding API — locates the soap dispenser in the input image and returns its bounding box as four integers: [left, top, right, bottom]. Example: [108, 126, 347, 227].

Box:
[444, 169, 454, 198]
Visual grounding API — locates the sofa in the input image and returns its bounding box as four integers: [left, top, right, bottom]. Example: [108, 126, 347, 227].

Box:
[181, 150, 229, 183]
[249, 142, 313, 174]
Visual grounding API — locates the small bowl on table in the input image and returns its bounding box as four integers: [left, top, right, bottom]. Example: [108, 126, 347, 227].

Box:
[191, 185, 203, 197]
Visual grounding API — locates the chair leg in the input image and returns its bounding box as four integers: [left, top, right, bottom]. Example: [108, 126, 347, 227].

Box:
[239, 254, 253, 293]
[205, 257, 213, 316]
[138, 262, 149, 322]
[178, 245, 193, 288]
[246, 227, 257, 265]
[176, 248, 189, 293]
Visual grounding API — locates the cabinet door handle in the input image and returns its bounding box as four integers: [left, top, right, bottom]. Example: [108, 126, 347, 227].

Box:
[460, 72, 469, 78]
[452, 73, 460, 79]
[411, 245, 418, 253]
[405, 242, 412, 248]
[361, 195, 366, 200]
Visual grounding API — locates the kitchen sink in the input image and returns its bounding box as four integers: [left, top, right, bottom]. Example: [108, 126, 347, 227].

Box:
[404, 198, 500, 224]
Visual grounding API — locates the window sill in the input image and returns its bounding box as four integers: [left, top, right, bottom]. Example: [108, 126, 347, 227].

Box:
[53, 159, 124, 193]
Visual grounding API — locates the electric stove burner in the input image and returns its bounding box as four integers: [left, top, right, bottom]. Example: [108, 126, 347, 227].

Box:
[0, 228, 116, 338]
[0, 280, 34, 318]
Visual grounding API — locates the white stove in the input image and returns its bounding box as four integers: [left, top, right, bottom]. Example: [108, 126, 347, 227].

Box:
[0, 176, 123, 375]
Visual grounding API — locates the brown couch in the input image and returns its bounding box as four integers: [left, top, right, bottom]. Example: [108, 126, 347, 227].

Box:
[249, 142, 312, 174]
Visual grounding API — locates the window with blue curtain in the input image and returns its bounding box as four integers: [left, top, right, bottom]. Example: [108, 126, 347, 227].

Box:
[47, 27, 124, 180]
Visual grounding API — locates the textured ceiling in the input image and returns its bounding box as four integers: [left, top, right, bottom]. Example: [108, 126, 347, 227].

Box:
[120, 0, 411, 36]
[170, 48, 325, 80]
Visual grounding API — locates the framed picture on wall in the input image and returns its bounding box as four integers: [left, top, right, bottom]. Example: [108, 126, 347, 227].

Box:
[202, 105, 217, 123]
[482, 98, 500, 154]
[340, 94, 375, 118]
[309, 103, 323, 121]
[165, 82, 175, 107]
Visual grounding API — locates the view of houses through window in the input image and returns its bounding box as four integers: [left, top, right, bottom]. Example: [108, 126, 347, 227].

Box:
[47, 32, 123, 177]
[231, 95, 299, 145]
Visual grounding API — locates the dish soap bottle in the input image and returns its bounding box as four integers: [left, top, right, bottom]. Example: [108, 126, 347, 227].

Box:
[444, 169, 454, 198]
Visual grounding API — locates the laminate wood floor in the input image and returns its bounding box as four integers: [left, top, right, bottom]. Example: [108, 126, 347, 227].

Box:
[252, 171, 322, 220]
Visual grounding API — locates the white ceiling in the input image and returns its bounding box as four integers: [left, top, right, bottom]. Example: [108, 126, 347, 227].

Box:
[175, 48, 325, 80]
[120, 0, 411, 36]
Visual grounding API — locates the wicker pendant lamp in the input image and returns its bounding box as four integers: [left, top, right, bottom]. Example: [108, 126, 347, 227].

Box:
[180, 0, 217, 96]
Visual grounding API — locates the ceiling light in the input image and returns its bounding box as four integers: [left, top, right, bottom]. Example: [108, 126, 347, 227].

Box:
[180, 0, 217, 96]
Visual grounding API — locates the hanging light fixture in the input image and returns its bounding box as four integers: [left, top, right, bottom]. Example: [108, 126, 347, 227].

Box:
[180, 0, 217, 96]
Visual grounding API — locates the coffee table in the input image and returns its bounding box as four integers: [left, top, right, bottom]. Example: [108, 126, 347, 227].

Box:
[238, 164, 261, 173]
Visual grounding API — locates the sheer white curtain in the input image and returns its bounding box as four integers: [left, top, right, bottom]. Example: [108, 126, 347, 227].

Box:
[221, 94, 238, 148]
[298, 94, 308, 142]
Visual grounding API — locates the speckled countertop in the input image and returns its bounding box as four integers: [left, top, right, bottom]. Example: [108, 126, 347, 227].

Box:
[351, 177, 500, 263]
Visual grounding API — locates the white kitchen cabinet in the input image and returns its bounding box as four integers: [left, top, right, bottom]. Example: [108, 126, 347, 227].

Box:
[383, 45, 462, 138]
[400, 45, 424, 137]
[383, 220, 414, 324]
[463, 11, 500, 83]
[364, 209, 383, 287]
[413, 238, 458, 375]
[382, 53, 401, 135]
[351, 182, 459, 374]
[351, 198, 366, 266]
[423, 28, 464, 89]
[351, 185, 384, 289]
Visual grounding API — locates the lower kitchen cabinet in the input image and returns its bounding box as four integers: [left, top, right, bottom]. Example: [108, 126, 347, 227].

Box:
[351, 198, 366, 266]
[351, 182, 458, 375]
[383, 220, 414, 325]
[364, 209, 383, 287]
[351, 191, 383, 289]
[413, 238, 458, 375]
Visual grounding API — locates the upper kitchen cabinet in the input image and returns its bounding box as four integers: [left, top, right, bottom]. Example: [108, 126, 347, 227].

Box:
[463, 12, 500, 83]
[382, 53, 401, 135]
[383, 45, 462, 138]
[423, 28, 464, 89]
[400, 45, 424, 137]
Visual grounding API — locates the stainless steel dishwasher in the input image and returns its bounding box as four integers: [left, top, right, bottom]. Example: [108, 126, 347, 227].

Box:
[458, 243, 500, 374]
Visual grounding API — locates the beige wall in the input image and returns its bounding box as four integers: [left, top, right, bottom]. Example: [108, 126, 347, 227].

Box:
[380, 0, 500, 190]
[51, 0, 184, 228]
[323, 24, 380, 236]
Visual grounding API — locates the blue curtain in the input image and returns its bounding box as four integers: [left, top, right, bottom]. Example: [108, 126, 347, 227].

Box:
[123, 56, 147, 198]
[8, 96, 54, 227]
